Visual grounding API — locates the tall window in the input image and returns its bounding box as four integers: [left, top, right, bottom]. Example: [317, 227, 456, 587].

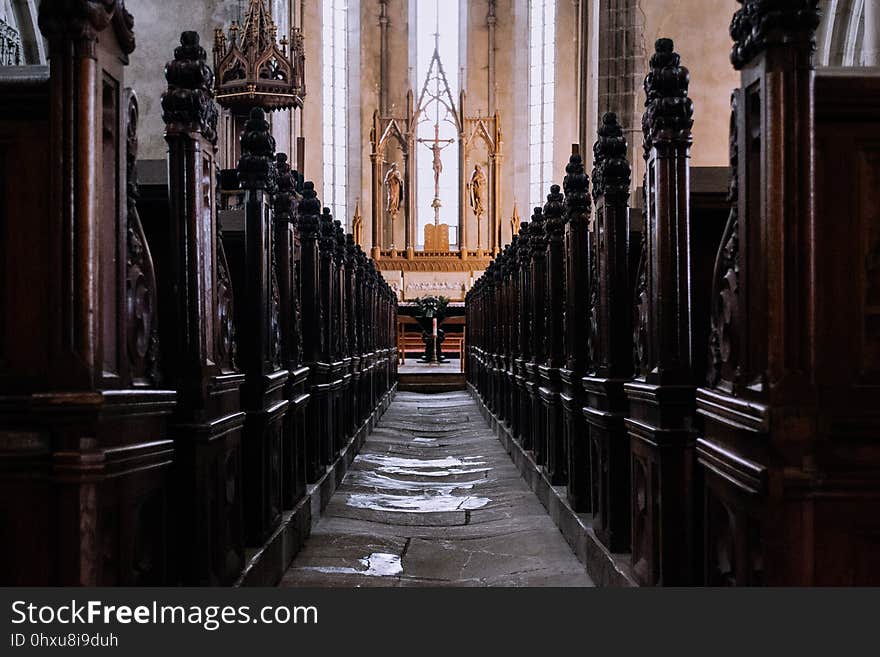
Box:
[322, 0, 348, 223]
[0, 2, 23, 65]
[415, 0, 460, 249]
[529, 0, 556, 211]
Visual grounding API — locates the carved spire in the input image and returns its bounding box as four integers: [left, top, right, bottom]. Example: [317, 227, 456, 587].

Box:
[238, 107, 277, 192]
[730, 0, 821, 70]
[352, 199, 364, 246]
[592, 113, 631, 201]
[162, 32, 219, 144]
[563, 154, 591, 225]
[511, 200, 522, 236]
[642, 39, 694, 156]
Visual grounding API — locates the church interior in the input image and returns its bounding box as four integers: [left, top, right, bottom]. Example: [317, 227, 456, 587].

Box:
[0, 0, 878, 587]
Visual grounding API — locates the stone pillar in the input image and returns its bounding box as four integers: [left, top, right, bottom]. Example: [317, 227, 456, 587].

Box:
[865, 0, 880, 66]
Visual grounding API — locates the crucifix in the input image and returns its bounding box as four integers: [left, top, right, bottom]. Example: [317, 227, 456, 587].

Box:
[417, 122, 455, 227]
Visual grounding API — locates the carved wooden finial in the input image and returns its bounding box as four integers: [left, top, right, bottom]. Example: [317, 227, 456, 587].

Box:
[162, 32, 218, 143]
[38, 0, 133, 56]
[543, 184, 566, 242]
[592, 112, 631, 201]
[529, 206, 546, 256]
[518, 221, 531, 266]
[298, 181, 321, 239]
[563, 153, 591, 224]
[642, 38, 693, 155]
[334, 220, 346, 263]
[238, 107, 277, 192]
[730, 0, 821, 70]
[273, 153, 297, 222]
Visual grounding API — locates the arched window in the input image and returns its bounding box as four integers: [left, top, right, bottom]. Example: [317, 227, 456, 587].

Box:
[414, 0, 460, 249]
[528, 0, 556, 211]
[322, 0, 348, 223]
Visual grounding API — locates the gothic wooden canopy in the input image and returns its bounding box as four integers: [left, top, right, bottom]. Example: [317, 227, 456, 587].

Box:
[213, 0, 305, 114]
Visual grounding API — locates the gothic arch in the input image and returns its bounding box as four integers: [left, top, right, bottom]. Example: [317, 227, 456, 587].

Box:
[1, 0, 46, 65]
[817, 0, 872, 66]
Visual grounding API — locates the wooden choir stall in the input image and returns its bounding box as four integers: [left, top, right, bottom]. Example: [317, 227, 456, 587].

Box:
[0, 3, 398, 586]
[467, 0, 880, 586]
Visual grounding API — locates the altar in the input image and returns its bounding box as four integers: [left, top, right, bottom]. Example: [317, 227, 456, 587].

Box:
[359, 31, 510, 303]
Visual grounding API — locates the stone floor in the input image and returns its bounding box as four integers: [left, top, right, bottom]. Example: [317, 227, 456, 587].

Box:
[279, 391, 593, 587]
[398, 360, 463, 375]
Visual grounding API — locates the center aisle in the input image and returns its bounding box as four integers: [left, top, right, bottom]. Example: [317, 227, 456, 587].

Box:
[280, 391, 593, 587]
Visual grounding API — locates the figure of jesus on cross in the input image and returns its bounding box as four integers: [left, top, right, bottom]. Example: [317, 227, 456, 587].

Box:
[417, 121, 455, 227]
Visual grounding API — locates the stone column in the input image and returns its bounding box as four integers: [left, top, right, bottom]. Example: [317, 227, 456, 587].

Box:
[865, 0, 880, 66]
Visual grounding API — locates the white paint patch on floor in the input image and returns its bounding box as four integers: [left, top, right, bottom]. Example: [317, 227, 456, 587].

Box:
[347, 470, 484, 492]
[300, 552, 403, 577]
[346, 492, 492, 513]
[355, 454, 490, 477]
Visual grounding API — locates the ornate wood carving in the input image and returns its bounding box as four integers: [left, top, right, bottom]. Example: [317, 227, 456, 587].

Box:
[582, 112, 633, 548]
[236, 107, 289, 545]
[561, 152, 592, 511]
[707, 94, 741, 389]
[125, 91, 161, 386]
[591, 112, 632, 378]
[624, 38, 697, 586]
[213, 0, 306, 113]
[729, 0, 821, 70]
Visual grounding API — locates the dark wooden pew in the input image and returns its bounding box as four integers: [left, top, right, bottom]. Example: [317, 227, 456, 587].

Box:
[0, 1, 177, 585]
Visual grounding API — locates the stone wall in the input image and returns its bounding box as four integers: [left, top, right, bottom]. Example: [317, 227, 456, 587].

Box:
[639, 0, 740, 169]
